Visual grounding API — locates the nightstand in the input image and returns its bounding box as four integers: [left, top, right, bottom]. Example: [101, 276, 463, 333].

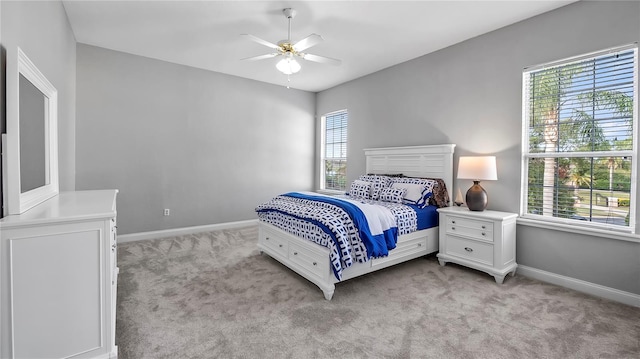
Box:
[437, 207, 518, 284]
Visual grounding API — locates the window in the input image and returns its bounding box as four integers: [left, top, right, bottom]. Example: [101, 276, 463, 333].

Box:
[522, 44, 638, 232]
[321, 110, 348, 191]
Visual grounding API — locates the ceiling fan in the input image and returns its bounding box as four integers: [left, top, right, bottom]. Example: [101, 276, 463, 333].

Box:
[241, 8, 341, 76]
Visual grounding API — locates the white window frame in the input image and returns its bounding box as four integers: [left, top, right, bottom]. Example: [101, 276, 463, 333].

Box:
[319, 109, 348, 194]
[520, 44, 638, 235]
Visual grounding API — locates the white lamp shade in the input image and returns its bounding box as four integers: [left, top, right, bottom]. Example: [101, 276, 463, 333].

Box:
[276, 55, 301, 75]
[457, 156, 498, 181]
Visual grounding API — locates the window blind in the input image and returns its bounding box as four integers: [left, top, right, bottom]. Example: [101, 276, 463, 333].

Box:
[522, 45, 637, 231]
[323, 111, 348, 191]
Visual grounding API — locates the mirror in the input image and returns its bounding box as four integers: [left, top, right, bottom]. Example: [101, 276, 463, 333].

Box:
[2, 47, 58, 215]
[19, 74, 48, 193]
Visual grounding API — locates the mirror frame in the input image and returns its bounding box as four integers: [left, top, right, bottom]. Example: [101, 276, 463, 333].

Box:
[2, 47, 58, 215]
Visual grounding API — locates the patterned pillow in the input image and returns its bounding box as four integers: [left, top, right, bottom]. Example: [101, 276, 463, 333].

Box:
[379, 187, 407, 204]
[358, 175, 393, 200]
[349, 180, 371, 200]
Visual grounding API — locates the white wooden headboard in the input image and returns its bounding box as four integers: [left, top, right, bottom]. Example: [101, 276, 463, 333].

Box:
[364, 144, 456, 205]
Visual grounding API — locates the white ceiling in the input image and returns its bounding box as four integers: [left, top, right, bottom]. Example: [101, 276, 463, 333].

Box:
[62, 0, 577, 92]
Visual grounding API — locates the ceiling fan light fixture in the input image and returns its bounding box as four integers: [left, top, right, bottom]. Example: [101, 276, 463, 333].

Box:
[276, 55, 301, 75]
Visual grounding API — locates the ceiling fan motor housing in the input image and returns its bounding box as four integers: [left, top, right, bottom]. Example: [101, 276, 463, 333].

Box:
[283, 8, 296, 19]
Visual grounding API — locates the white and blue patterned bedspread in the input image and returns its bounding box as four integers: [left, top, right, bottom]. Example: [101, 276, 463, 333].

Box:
[255, 192, 419, 280]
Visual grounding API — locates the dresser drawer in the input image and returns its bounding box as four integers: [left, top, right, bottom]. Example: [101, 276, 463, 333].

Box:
[445, 235, 493, 266]
[446, 216, 494, 242]
[260, 231, 288, 258]
[289, 242, 329, 282]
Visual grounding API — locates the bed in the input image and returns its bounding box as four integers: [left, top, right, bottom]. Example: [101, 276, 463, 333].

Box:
[256, 144, 456, 300]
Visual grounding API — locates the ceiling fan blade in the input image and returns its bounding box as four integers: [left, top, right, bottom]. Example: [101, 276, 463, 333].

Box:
[241, 53, 280, 61]
[301, 53, 342, 66]
[293, 34, 323, 52]
[241, 34, 280, 50]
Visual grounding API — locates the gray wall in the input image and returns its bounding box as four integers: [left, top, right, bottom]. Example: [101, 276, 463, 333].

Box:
[316, 1, 640, 294]
[0, 0, 76, 202]
[76, 44, 315, 234]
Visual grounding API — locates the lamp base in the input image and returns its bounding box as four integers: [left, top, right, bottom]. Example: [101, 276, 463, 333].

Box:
[466, 181, 488, 211]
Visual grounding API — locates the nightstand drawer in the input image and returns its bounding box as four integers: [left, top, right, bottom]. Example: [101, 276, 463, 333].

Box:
[446, 216, 493, 241]
[446, 236, 493, 266]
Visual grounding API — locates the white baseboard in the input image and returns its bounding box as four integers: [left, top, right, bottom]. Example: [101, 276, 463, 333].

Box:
[117, 219, 258, 243]
[518, 265, 640, 308]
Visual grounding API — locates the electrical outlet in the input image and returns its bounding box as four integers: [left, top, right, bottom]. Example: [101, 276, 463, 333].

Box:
[163, 209, 170, 216]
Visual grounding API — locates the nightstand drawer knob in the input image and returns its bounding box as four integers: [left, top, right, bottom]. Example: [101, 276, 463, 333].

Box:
[279, 244, 283, 248]
[452, 220, 456, 224]
[482, 225, 486, 229]
[482, 232, 486, 236]
[294, 252, 298, 255]
[451, 227, 456, 230]
[266, 237, 270, 240]
[464, 247, 473, 252]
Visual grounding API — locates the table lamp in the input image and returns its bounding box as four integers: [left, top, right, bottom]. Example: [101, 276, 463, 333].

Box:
[457, 156, 497, 211]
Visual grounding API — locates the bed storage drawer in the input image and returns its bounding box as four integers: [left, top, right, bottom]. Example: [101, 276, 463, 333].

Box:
[289, 242, 330, 282]
[259, 227, 288, 258]
[372, 235, 427, 267]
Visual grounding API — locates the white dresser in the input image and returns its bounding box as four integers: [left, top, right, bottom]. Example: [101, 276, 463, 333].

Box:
[437, 206, 517, 284]
[0, 190, 119, 359]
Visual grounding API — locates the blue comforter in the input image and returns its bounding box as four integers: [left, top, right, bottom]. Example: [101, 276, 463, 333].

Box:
[283, 192, 398, 257]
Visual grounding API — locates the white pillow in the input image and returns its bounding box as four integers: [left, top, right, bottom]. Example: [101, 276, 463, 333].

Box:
[390, 182, 428, 205]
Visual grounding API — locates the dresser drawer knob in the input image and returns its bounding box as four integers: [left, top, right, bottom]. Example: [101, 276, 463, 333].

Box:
[417, 243, 422, 247]
[313, 262, 317, 266]
[278, 244, 283, 248]
[451, 227, 456, 230]
[482, 225, 486, 229]
[451, 220, 456, 224]
[294, 252, 298, 255]
[464, 247, 473, 252]
[481, 232, 486, 236]
[266, 237, 270, 240]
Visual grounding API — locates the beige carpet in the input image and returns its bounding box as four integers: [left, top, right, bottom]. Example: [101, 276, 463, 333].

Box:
[116, 225, 639, 358]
